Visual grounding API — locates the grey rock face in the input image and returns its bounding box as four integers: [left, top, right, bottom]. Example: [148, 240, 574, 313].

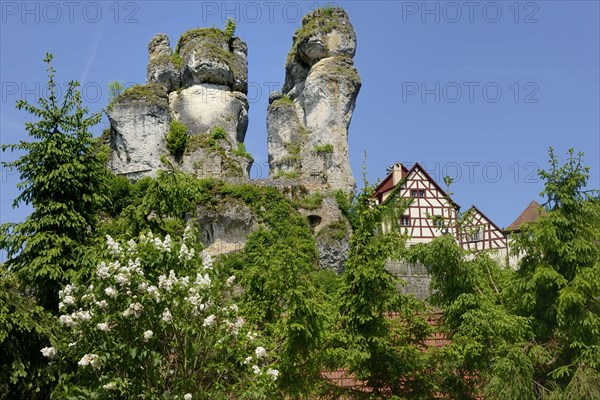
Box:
[301, 195, 351, 272]
[109, 29, 251, 179]
[195, 198, 259, 255]
[148, 33, 171, 59]
[267, 7, 361, 194]
[107, 84, 170, 179]
[177, 29, 248, 93]
[180, 135, 252, 179]
[147, 34, 181, 93]
[169, 84, 248, 143]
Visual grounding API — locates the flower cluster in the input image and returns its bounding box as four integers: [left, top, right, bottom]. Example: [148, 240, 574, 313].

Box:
[46, 232, 279, 397]
[41, 346, 57, 359]
[78, 353, 99, 367]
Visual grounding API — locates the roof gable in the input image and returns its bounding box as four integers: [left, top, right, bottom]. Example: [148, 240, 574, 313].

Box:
[505, 200, 547, 231]
[467, 205, 505, 234]
[407, 163, 460, 209]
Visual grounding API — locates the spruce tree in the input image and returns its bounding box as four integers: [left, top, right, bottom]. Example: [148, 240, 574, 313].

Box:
[337, 167, 433, 397]
[0, 53, 110, 312]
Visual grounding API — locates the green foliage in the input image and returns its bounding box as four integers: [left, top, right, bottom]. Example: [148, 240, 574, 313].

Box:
[313, 143, 334, 155]
[103, 171, 326, 396]
[218, 184, 325, 396]
[166, 120, 189, 162]
[334, 172, 434, 397]
[111, 83, 168, 109]
[296, 191, 324, 210]
[316, 218, 348, 242]
[49, 233, 279, 399]
[273, 170, 299, 179]
[407, 237, 533, 398]
[225, 17, 237, 40]
[510, 148, 600, 394]
[175, 27, 229, 54]
[211, 125, 227, 140]
[232, 142, 253, 159]
[0, 54, 111, 312]
[281, 141, 301, 164]
[271, 94, 294, 109]
[0, 267, 57, 399]
[171, 52, 183, 68]
[407, 148, 599, 399]
[107, 81, 123, 103]
[334, 189, 359, 230]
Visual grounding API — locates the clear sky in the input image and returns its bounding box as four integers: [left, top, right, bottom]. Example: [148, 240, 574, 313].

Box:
[1, 0, 599, 235]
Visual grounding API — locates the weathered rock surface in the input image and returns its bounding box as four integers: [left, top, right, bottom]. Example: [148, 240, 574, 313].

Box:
[177, 29, 248, 94]
[107, 10, 360, 269]
[169, 84, 248, 144]
[180, 134, 252, 179]
[107, 84, 170, 179]
[309, 196, 351, 272]
[147, 34, 182, 93]
[109, 29, 251, 179]
[267, 7, 361, 194]
[195, 198, 259, 255]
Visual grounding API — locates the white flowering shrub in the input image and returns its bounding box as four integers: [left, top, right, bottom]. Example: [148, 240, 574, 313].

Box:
[46, 231, 278, 399]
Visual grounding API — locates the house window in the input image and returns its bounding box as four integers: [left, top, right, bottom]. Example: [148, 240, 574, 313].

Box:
[418, 190, 425, 197]
[468, 229, 482, 242]
[401, 216, 410, 227]
[411, 190, 418, 197]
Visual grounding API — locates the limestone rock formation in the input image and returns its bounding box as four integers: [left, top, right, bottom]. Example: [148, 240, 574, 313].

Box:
[300, 195, 352, 272]
[195, 198, 259, 256]
[109, 28, 251, 179]
[176, 29, 248, 94]
[169, 84, 248, 145]
[147, 34, 181, 93]
[107, 84, 170, 179]
[267, 7, 361, 194]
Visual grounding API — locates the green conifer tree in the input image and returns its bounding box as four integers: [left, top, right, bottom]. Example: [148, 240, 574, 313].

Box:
[1, 53, 110, 312]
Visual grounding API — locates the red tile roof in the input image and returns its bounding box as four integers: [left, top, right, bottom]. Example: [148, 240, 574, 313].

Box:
[505, 201, 547, 232]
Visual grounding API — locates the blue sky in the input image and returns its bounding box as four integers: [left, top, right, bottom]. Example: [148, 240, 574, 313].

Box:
[1, 0, 599, 232]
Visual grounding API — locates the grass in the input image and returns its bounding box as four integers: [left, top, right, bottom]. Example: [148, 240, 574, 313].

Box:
[313, 144, 334, 155]
[297, 192, 324, 210]
[175, 28, 229, 54]
[273, 170, 299, 179]
[110, 83, 168, 110]
[271, 94, 295, 109]
[232, 143, 253, 160]
[316, 218, 348, 241]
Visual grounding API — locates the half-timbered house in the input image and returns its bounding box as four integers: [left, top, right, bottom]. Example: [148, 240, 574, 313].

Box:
[374, 161, 511, 298]
[459, 205, 508, 263]
[373, 162, 459, 246]
[373, 162, 508, 254]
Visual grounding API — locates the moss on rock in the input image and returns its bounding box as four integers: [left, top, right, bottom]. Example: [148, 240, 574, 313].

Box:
[286, 6, 354, 67]
[112, 83, 169, 109]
